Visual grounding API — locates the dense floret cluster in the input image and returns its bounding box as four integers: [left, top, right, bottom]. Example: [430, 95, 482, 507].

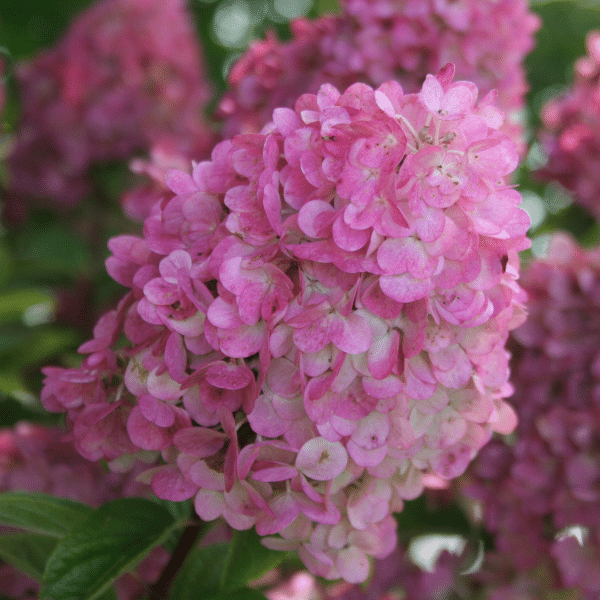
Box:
[6, 0, 213, 209]
[40, 67, 529, 582]
[466, 234, 600, 596]
[218, 0, 539, 143]
[539, 31, 600, 220]
[0, 423, 169, 600]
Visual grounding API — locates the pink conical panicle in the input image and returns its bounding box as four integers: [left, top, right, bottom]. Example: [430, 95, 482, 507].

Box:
[464, 234, 600, 595]
[41, 69, 528, 583]
[6, 0, 214, 211]
[218, 0, 539, 148]
[539, 31, 600, 221]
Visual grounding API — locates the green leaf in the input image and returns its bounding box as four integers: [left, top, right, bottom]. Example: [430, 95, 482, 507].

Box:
[221, 529, 287, 592]
[169, 528, 285, 600]
[0, 370, 29, 398]
[0, 397, 56, 428]
[41, 498, 179, 600]
[0, 533, 58, 581]
[168, 543, 229, 600]
[96, 589, 118, 600]
[0, 289, 55, 324]
[209, 589, 269, 600]
[394, 496, 472, 541]
[16, 221, 91, 275]
[150, 496, 192, 554]
[4, 327, 80, 367]
[0, 243, 13, 288]
[0, 493, 93, 538]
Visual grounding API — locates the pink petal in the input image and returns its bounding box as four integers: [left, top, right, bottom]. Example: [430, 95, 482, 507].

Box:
[351, 412, 390, 450]
[138, 395, 176, 428]
[236, 283, 265, 326]
[441, 85, 473, 117]
[187, 460, 225, 490]
[264, 177, 283, 236]
[144, 278, 178, 306]
[146, 367, 183, 401]
[165, 332, 187, 382]
[255, 493, 300, 536]
[297, 200, 336, 239]
[451, 389, 493, 423]
[293, 315, 342, 354]
[491, 400, 518, 435]
[430, 443, 472, 479]
[165, 169, 197, 195]
[332, 214, 370, 252]
[296, 495, 341, 525]
[194, 489, 224, 521]
[272, 107, 303, 135]
[347, 480, 391, 530]
[379, 273, 431, 303]
[299, 474, 325, 503]
[218, 322, 267, 358]
[367, 330, 400, 380]
[334, 380, 378, 421]
[173, 427, 227, 458]
[205, 361, 254, 390]
[248, 394, 291, 437]
[346, 441, 388, 468]
[152, 466, 197, 501]
[159, 250, 192, 282]
[331, 312, 373, 355]
[127, 407, 171, 451]
[295, 437, 348, 481]
[336, 546, 370, 583]
[207, 297, 243, 329]
[420, 74, 444, 114]
[252, 464, 298, 482]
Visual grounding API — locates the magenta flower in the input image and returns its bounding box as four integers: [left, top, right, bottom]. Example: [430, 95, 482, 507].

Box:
[6, 0, 213, 209]
[539, 31, 600, 221]
[41, 68, 528, 582]
[218, 0, 539, 147]
[465, 234, 600, 596]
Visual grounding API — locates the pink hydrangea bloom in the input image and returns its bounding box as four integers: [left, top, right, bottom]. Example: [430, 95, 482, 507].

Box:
[6, 0, 213, 208]
[0, 422, 169, 600]
[466, 234, 600, 596]
[41, 69, 528, 582]
[218, 0, 539, 145]
[539, 31, 600, 221]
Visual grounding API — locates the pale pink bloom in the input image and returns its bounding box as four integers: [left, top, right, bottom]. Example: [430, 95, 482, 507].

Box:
[41, 70, 527, 583]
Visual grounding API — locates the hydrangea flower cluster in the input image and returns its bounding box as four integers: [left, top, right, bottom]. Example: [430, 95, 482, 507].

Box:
[218, 0, 539, 143]
[0, 422, 169, 600]
[41, 67, 529, 582]
[466, 234, 600, 597]
[6, 0, 213, 208]
[539, 31, 600, 221]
